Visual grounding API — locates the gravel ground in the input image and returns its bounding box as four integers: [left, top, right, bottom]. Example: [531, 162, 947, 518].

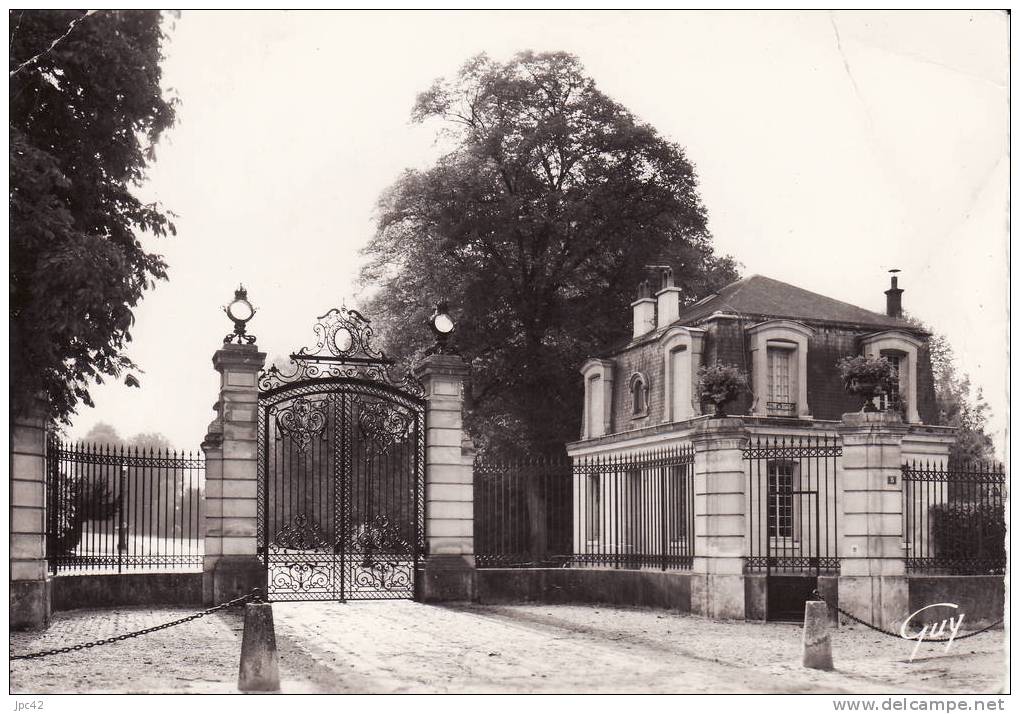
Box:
[10, 601, 1007, 694]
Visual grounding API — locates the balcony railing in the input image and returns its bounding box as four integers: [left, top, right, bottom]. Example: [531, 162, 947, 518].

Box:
[766, 401, 797, 417]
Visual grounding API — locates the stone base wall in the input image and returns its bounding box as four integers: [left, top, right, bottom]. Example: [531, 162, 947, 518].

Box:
[10, 578, 52, 630]
[52, 573, 203, 611]
[476, 568, 692, 612]
[907, 575, 1005, 629]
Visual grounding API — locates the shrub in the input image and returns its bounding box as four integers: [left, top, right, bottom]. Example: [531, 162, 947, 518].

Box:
[928, 502, 1005, 572]
[836, 355, 895, 392]
[697, 362, 749, 416]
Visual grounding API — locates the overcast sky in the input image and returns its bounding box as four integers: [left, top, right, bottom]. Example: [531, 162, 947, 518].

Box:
[67, 10, 1009, 455]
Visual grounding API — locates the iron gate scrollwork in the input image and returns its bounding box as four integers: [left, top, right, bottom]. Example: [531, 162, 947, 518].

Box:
[257, 307, 425, 601]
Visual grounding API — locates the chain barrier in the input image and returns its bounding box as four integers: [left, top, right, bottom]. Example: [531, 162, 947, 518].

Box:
[10, 588, 264, 661]
[811, 590, 1003, 642]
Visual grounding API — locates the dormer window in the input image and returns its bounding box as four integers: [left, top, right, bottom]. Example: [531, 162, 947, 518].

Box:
[747, 320, 813, 419]
[860, 331, 923, 423]
[629, 372, 649, 417]
[580, 359, 614, 439]
[659, 326, 706, 423]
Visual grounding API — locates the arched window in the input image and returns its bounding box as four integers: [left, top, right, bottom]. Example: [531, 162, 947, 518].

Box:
[629, 372, 649, 417]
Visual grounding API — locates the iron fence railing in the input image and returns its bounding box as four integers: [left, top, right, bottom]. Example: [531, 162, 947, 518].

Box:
[743, 434, 841, 574]
[473, 446, 696, 570]
[46, 439, 205, 573]
[572, 446, 696, 570]
[473, 456, 573, 567]
[902, 459, 1005, 575]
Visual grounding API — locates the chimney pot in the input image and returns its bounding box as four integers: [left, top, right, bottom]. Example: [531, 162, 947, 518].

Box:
[631, 279, 657, 338]
[885, 269, 903, 318]
[655, 266, 681, 329]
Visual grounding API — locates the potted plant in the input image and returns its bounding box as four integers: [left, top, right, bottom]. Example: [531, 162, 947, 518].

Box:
[837, 355, 895, 413]
[697, 362, 749, 418]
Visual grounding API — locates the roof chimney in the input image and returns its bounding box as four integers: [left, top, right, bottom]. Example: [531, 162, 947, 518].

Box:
[885, 269, 903, 318]
[631, 279, 656, 338]
[655, 267, 681, 329]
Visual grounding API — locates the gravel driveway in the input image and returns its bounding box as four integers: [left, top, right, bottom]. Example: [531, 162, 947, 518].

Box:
[10, 601, 1007, 694]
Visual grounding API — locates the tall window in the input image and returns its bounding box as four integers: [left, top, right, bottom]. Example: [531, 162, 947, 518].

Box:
[766, 345, 795, 415]
[670, 346, 691, 421]
[587, 374, 602, 437]
[767, 460, 796, 539]
[880, 349, 905, 414]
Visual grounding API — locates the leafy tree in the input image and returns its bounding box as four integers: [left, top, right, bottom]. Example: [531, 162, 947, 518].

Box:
[128, 431, 174, 451]
[83, 422, 124, 446]
[904, 317, 995, 463]
[10, 10, 177, 423]
[927, 332, 996, 464]
[360, 51, 737, 456]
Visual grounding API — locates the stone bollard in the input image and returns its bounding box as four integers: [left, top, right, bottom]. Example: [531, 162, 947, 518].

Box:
[238, 602, 281, 692]
[802, 600, 834, 670]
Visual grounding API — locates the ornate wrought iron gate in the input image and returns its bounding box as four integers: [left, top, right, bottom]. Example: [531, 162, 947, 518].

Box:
[257, 308, 425, 601]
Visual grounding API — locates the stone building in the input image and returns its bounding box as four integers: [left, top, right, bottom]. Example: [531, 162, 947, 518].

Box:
[578, 270, 934, 443]
[564, 270, 1001, 626]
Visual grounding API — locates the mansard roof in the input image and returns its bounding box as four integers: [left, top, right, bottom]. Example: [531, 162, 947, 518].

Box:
[676, 274, 921, 332]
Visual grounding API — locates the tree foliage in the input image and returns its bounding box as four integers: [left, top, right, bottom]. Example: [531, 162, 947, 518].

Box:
[360, 52, 737, 456]
[927, 332, 996, 464]
[82, 422, 174, 451]
[903, 317, 995, 463]
[10, 10, 176, 423]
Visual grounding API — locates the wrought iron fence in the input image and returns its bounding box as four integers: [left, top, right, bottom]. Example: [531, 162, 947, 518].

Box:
[473, 447, 697, 570]
[572, 446, 696, 570]
[47, 439, 205, 573]
[473, 455, 573, 567]
[903, 459, 1005, 575]
[744, 434, 841, 574]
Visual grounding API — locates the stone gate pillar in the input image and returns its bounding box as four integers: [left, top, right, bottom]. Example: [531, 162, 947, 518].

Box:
[413, 353, 475, 601]
[202, 343, 266, 604]
[836, 411, 909, 630]
[10, 398, 51, 629]
[690, 417, 749, 619]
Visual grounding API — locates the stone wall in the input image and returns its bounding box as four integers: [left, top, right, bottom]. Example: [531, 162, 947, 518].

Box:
[476, 568, 692, 611]
[53, 573, 203, 611]
[907, 576, 1004, 629]
[607, 336, 667, 433]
